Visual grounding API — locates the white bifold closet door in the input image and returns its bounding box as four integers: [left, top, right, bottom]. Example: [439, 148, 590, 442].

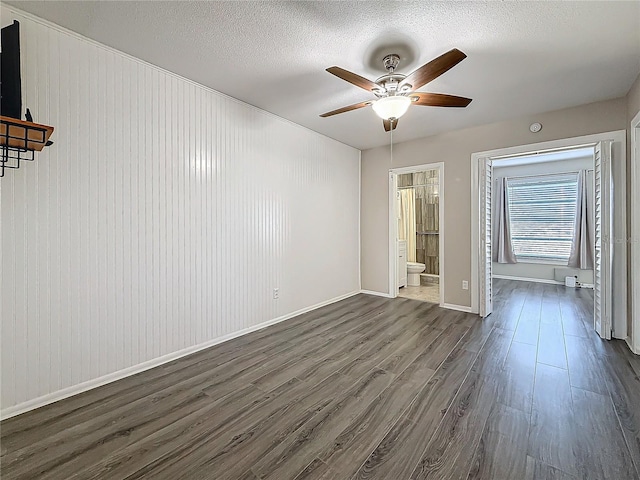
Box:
[594, 141, 613, 339]
[479, 157, 493, 318]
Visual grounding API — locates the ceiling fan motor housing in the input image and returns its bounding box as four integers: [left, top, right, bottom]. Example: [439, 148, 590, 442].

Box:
[376, 54, 412, 96]
[383, 54, 400, 72]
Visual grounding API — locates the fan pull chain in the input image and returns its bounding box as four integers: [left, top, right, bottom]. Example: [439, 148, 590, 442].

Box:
[390, 121, 393, 166]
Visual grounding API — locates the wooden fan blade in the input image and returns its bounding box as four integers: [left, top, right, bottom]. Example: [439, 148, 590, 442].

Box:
[326, 66, 379, 92]
[400, 49, 467, 91]
[320, 100, 373, 117]
[409, 92, 472, 108]
[383, 118, 399, 132]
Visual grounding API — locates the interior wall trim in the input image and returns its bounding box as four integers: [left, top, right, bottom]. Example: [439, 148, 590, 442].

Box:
[631, 110, 640, 354]
[492, 274, 563, 285]
[358, 151, 363, 292]
[442, 303, 473, 313]
[360, 289, 394, 298]
[0, 290, 360, 420]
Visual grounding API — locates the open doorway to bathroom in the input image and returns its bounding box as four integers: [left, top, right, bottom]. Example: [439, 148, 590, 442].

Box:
[389, 163, 444, 306]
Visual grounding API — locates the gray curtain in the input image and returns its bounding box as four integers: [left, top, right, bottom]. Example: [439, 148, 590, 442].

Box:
[568, 170, 594, 269]
[493, 177, 517, 264]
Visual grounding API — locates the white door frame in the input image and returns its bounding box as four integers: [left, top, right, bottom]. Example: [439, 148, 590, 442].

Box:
[478, 156, 493, 318]
[471, 130, 627, 339]
[594, 140, 613, 340]
[631, 111, 640, 353]
[388, 162, 445, 307]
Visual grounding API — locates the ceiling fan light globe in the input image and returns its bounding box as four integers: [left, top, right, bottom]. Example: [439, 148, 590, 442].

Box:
[372, 95, 411, 120]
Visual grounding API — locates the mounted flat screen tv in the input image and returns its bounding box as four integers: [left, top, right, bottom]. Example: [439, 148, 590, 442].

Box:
[1, 20, 22, 119]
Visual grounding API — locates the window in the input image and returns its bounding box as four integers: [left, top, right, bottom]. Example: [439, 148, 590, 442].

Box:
[506, 173, 578, 264]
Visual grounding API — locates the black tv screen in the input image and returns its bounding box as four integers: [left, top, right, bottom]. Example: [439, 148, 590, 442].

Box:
[1, 20, 22, 119]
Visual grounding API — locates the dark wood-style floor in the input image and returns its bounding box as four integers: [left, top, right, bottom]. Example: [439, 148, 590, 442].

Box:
[1, 279, 639, 479]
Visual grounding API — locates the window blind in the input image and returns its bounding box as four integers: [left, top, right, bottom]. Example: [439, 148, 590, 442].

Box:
[506, 173, 578, 263]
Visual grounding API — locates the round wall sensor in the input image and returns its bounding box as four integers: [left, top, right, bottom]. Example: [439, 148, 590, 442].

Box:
[529, 122, 542, 133]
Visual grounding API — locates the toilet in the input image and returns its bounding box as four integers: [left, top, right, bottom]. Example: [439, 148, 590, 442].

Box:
[407, 262, 426, 286]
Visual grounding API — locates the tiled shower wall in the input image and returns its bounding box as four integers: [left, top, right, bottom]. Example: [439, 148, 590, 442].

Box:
[398, 171, 439, 275]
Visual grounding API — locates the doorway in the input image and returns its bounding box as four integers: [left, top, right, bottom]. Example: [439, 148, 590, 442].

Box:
[489, 147, 596, 334]
[388, 163, 444, 306]
[471, 131, 627, 341]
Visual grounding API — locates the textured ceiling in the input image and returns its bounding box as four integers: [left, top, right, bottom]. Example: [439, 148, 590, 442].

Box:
[5, 1, 640, 150]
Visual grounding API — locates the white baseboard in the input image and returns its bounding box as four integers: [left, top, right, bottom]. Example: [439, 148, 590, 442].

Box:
[625, 337, 640, 355]
[494, 275, 594, 289]
[360, 289, 394, 298]
[442, 303, 473, 313]
[0, 290, 360, 420]
[493, 274, 562, 285]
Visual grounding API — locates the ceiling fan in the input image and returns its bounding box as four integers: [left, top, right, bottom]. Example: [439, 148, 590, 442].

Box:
[320, 48, 472, 132]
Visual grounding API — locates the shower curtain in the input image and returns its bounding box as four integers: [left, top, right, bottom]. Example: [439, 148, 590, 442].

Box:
[399, 189, 417, 262]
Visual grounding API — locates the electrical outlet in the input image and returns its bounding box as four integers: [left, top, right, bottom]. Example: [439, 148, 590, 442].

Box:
[273, 288, 279, 299]
[462, 280, 469, 290]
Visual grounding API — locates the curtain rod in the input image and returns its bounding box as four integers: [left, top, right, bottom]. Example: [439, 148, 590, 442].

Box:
[490, 143, 596, 160]
[502, 169, 593, 181]
[397, 183, 439, 189]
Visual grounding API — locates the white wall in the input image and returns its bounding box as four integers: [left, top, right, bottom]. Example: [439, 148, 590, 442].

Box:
[0, 7, 361, 417]
[493, 157, 594, 284]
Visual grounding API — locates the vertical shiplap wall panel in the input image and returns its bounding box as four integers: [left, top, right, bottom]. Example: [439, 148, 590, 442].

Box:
[0, 7, 360, 414]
